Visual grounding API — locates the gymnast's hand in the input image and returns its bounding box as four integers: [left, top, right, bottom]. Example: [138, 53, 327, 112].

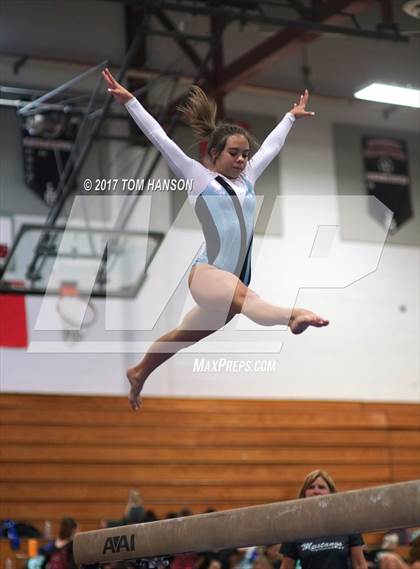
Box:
[102, 68, 134, 104]
[289, 89, 315, 118]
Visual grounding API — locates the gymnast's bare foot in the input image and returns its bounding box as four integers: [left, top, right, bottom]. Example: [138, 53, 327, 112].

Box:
[289, 308, 329, 335]
[126, 367, 147, 411]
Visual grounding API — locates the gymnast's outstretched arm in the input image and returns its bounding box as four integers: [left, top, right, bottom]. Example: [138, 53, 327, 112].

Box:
[247, 89, 314, 184]
[102, 68, 207, 184]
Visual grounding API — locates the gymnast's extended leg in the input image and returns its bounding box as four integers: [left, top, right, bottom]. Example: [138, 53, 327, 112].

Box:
[189, 264, 329, 333]
[127, 264, 328, 409]
[127, 305, 232, 410]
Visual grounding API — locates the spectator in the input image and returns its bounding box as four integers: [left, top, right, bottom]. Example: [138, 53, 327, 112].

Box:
[166, 512, 179, 519]
[171, 553, 202, 569]
[144, 509, 158, 523]
[40, 517, 78, 569]
[102, 489, 145, 528]
[204, 559, 223, 569]
[123, 490, 145, 524]
[409, 535, 420, 568]
[260, 545, 282, 569]
[280, 469, 368, 569]
[367, 531, 415, 569]
[253, 556, 273, 569]
[218, 548, 244, 569]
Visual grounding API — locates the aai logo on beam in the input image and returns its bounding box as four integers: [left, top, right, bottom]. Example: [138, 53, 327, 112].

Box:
[102, 534, 135, 555]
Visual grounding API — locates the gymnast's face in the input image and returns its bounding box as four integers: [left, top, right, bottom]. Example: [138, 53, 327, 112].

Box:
[304, 476, 330, 498]
[212, 134, 250, 179]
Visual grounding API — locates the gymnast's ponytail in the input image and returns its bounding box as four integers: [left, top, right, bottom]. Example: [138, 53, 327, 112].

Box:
[177, 85, 217, 140]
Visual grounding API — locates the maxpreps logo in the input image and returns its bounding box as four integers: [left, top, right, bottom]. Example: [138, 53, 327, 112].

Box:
[102, 534, 135, 555]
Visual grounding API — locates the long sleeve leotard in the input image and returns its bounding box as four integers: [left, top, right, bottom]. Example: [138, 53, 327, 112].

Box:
[125, 97, 295, 285]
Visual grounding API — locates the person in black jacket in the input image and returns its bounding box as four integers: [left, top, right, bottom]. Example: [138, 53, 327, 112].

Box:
[280, 470, 368, 569]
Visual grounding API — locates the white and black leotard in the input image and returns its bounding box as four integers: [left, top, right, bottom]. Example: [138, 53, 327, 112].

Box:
[125, 97, 295, 286]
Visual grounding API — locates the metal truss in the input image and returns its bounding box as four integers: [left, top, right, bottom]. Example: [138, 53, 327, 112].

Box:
[100, 0, 407, 43]
[97, 0, 407, 99]
[2, 3, 218, 288]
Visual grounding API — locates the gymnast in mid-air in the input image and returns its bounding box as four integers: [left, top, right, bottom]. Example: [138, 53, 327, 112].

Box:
[102, 68, 329, 410]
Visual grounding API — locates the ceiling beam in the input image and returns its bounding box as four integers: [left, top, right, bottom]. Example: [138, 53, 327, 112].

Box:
[284, 0, 312, 19]
[155, 10, 207, 71]
[100, 1, 406, 43]
[378, 0, 399, 33]
[208, 0, 379, 96]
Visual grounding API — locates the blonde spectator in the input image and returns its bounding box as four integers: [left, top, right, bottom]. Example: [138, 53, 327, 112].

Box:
[280, 470, 368, 569]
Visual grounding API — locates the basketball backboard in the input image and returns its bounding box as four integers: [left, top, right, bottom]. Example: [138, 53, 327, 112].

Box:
[0, 224, 163, 298]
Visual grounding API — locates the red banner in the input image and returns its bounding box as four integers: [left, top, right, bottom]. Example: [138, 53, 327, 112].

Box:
[0, 294, 28, 348]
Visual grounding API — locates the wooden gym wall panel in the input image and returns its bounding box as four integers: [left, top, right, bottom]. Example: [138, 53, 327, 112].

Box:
[0, 393, 419, 536]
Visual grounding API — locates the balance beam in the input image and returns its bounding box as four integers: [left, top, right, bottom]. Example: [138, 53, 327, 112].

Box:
[74, 480, 420, 565]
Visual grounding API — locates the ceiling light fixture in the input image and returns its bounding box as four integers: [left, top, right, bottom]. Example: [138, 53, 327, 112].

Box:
[354, 82, 420, 108]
